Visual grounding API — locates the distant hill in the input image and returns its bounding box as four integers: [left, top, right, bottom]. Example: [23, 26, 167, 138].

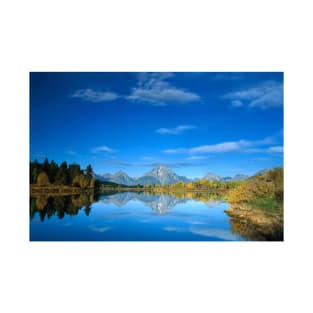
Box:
[203, 173, 249, 182]
[94, 179, 126, 187]
[94, 171, 135, 185]
[253, 169, 269, 177]
[95, 165, 189, 185]
[203, 173, 222, 181]
[95, 165, 252, 186]
[231, 174, 250, 181]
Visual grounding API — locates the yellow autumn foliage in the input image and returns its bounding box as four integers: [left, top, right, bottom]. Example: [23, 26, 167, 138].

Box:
[227, 168, 283, 205]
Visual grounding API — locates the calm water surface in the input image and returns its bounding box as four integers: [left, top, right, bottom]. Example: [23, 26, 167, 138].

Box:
[30, 192, 246, 241]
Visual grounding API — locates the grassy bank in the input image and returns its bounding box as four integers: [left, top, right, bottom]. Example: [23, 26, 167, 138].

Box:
[225, 168, 283, 240]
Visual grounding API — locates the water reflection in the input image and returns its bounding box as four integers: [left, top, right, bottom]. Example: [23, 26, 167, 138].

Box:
[163, 226, 240, 241]
[229, 216, 284, 241]
[100, 192, 188, 214]
[30, 193, 95, 221]
[30, 191, 280, 241]
[30, 191, 223, 219]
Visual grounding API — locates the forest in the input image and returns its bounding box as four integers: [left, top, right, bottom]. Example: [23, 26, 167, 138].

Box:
[30, 158, 97, 189]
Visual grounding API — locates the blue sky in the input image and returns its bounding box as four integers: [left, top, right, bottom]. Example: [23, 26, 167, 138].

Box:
[30, 72, 283, 178]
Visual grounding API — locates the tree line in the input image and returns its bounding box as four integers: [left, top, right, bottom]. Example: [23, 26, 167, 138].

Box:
[30, 158, 97, 189]
[144, 179, 241, 191]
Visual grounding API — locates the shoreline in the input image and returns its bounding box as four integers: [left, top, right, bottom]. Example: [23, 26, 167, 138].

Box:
[30, 185, 94, 196]
[30, 185, 229, 196]
[225, 204, 283, 241]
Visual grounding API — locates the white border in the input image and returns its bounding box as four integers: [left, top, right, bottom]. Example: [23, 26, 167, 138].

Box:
[1, 1, 312, 312]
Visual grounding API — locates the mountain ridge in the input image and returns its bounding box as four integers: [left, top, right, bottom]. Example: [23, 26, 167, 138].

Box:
[94, 165, 250, 186]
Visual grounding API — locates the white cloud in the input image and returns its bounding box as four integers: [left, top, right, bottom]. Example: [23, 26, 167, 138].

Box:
[71, 89, 119, 102]
[163, 226, 239, 240]
[91, 145, 117, 153]
[231, 100, 243, 107]
[156, 124, 197, 135]
[127, 72, 200, 105]
[163, 148, 188, 154]
[164, 140, 250, 155]
[186, 156, 208, 160]
[224, 80, 283, 109]
[190, 141, 250, 154]
[89, 225, 111, 233]
[189, 227, 240, 240]
[253, 130, 283, 146]
[163, 133, 283, 155]
[267, 146, 284, 153]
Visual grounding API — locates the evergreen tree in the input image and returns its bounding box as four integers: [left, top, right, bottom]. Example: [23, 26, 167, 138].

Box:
[49, 160, 59, 183]
[30, 160, 97, 188]
[55, 161, 69, 185]
[68, 164, 81, 184]
[85, 164, 93, 179]
[42, 158, 50, 175]
[30, 160, 41, 184]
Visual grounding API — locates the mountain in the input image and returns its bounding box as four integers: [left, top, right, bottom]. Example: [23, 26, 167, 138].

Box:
[95, 166, 250, 186]
[95, 170, 135, 185]
[203, 172, 222, 181]
[221, 176, 232, 182]
[113, 171, 136, 185]
[203, 172, 249, 182]
[231, 174, 249, 181]
[253, 169, 269, 177]
[95, 165, 190, 186]
[142, 165, 190, 185]
[94, 173, 112, 181]
[135, 176, 161, 186]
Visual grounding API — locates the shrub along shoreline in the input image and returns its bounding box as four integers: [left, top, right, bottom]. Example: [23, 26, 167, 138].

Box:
[225, 168, 283, 240]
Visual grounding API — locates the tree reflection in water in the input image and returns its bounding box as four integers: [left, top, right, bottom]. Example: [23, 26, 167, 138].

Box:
[228, 216, 283, 241]
[30, 193, 95, 222]
[30, 191, 282, 241]
[30, 191, 223, 221]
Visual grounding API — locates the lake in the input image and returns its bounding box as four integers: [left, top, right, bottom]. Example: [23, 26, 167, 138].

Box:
[30, 191, 249, 241]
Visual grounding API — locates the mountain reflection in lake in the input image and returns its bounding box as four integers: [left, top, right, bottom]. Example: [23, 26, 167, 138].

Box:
[30, 191, 247, 241]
